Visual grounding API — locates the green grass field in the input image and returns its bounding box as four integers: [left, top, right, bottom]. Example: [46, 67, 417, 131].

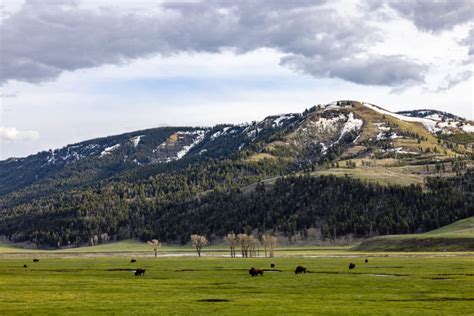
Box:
[1, 254, 473, 315]
[1, 219, 474, 314]
[357, 217, 474, 251]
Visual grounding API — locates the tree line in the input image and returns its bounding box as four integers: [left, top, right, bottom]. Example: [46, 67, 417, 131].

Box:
[0, 167, 472, 248]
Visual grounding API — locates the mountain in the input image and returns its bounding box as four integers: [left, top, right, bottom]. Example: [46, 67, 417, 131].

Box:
[1, 100, 473, 248]
[3, 101, 473, 195]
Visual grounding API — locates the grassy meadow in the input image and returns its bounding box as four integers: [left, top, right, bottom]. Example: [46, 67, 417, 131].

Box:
[1, 218, 473, 315]
[357, 217, 474, 252]
[0, 245, 474, 315]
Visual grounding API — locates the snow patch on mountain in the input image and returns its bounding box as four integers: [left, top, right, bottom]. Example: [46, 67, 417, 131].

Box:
[363, 103, 440, 133]
[130, 135, 144, 147]
[155, 130, 209, 163]
[425, 114, 443, 121]
[245, 127, 257, 140]
[101, 144, 120, 157]
[175, 130, 207, 160]
[310, 114, 347, 134]
[388, 147, 418, 155]
[337, 113, 363, 142]
[461, 124, 474, 133]
[273, 114, 296, 127]
[210, 127, 231, 140]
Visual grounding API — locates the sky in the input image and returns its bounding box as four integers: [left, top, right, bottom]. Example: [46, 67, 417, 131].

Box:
[0, 0, 473, 159]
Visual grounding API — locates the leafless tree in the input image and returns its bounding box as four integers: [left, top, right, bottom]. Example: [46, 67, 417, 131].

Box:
[100, 233, 109, 244]
[238, 233, 250, 258]
[191, 234, 208, 257]
[225, 233, 238, 258]
[248, 235, 259, 258]
[147, 239, 161, 258]
[262, 235, 277, 258]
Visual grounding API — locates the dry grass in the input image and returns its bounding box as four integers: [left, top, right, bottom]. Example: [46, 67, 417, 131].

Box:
[313, 167, 425, 186]
[245, 153, 278, 162]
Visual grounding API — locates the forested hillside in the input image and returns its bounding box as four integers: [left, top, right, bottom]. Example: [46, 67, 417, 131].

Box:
[1, 101, 473, 248]
[1, 167, 472, 247]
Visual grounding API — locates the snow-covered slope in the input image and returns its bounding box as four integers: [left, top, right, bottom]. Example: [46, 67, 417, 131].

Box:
[363, 103, 440, 133]
[365, 103, 473, 134]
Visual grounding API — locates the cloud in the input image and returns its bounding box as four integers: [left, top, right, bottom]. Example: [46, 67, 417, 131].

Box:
[0, 92, 17, 98]
[0, 0, 428, 87]
[280, 54, 427, 86]
[0, 127, 39, 141]
[385, 0, 474, 32]
[430, 70, 473, 92]
[462, 27, 474, 57]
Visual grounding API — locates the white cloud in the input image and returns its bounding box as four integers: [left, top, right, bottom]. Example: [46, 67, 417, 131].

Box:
[0, 127, 39, 141]
[1, 0, 458, 88]
[0, 0, 472, 159]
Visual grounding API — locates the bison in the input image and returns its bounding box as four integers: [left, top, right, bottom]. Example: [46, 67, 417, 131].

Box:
[349, 263, 356, 270]
[249, 267, 264, 277]
[33, 259, 39, 263]
[295, 266, 306, 274]
[135, 268, 146, 276]
[365, 259, 368, 263]
[130, 259, 137, 263]
[23, 264, 28, 268]
[270, 263, 275, 268]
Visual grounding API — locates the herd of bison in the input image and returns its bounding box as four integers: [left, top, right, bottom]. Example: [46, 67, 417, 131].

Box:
[23, 258, 369, 277]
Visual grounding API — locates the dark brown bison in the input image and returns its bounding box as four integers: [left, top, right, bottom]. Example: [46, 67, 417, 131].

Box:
[349, 263, 356, 270]
[249, 267, 264, 277]
[365, 259, 368, 263]
[23, 264, 28, 268]
[270, 263, 275, 268]
[33, 259, 39, 263]
[130, 258, 137, 263]
[295, 266, 307, 274]
[135, 268, 146, 276]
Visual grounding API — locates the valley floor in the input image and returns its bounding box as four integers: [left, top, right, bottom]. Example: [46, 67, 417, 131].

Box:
[0, 247, 473, 315]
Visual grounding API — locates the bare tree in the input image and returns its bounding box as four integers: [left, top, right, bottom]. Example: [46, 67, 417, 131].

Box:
[147, 239, 161, 258]
[191, 234, 208, 257]
[238, 233, 250, 258]
[225, 233, 237, 258]
[100, 233, 109, 244]
[248, 235, 259, 258]
[262, 235, 277, 258]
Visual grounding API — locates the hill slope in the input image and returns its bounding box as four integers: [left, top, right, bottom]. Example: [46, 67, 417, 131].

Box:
[355, 217, 474, 251]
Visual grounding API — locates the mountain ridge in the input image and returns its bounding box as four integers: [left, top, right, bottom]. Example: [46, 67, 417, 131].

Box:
[1, 100, 473, 248]
[2, 100, 473, 198]
[4, 101, 473, 161]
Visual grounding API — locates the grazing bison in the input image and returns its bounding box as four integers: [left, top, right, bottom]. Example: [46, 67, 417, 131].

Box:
[33, 259, 39, 263]
[23, 264, 28, 268]
[365, 259, 368, 263]
[295, 266, 307, 274]
[349, 263, 356, 270]
[249, 267, 264, 277]
[270, 263, 275, 268]
[135, 268, 146, 276]
[130, 259, 137, 263]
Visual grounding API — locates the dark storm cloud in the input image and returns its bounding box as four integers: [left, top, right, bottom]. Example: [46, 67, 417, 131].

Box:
[0, 0, 439, 87]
